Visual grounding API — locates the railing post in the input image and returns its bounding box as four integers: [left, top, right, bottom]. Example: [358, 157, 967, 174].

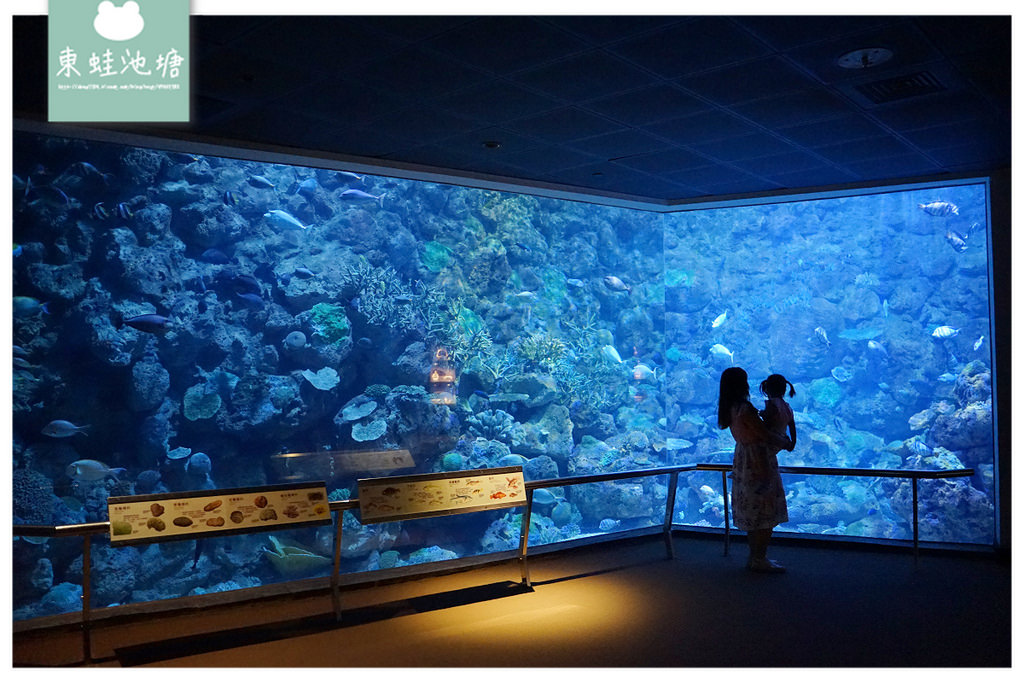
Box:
[81, 533, 93, 665]
[518, 489, 534, 588]
[721, 470, 731, 557]
[331, 509, 345, 621]
[663, 471, 679, 559]
[912, 477, 920, 564]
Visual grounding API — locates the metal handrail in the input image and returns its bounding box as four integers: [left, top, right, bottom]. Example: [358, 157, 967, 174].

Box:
[13, 462, 976, 664]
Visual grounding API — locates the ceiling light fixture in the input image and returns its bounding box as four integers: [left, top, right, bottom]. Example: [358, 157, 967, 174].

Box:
[837, 47, 893, 69]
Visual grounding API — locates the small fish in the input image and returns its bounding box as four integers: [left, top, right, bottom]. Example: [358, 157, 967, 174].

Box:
[830, 366, 853, 382]
[43, 420, 90, 438]
[13, 357, 34, 370]
[293, 266, 316, 278]
[199, 248, 230, 264]
[945, 230, 968, 253]
[27, 184, 70, 208]
[708, 343, 734, 365]
[393, 293, 414, 303]
[92, 202, 110, 220]
[566, 278, 585, 289]
[931, 325, 959, 339]
[13, 296, 49, 317]
[603, 275, 631, 293]
[296, 177, 318, 198]
[473, 390, 490, 400]
[632, 364, 657, 381]
[867, 340, 889, 358]
[223, 189, 239, 206]
[172, 152, 201, 163]
[66, 459, 127, 481]
[116, 202, 133, 220]
[13, 243, 22, 257]
[973, 335, 985, 351]
[814, 326, 831, 348]
[711, 311, 727, 328]
[937, 372, 957, 383]
[514, 291, 538, 301]
[532, 488, 558, 505]
[264, 209, 309, 231]
[918, 201, 959, 216]
[967, 222, 984, 238]
[515, 242, 531, 252]
[833, 417, 845, 432]
[12, 345, 29, 358]
[601, 345, 624, 364]
[340, 188, 386, 207]
[235, 292, 265, 308]
[248, 174, 275, 189]
[908, 440, 932, 456]
[882, 299, 889, 318]
[120, 313, 172, 334]
[338, 171, 364, 183]
[356, 336, 373, 348]
[599, 518, 621, 532]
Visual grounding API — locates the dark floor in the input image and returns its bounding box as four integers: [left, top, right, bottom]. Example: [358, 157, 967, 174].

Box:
[12, 532, 1012, 668]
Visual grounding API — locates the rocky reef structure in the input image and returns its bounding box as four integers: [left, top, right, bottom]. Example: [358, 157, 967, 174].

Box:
[11, 132, 997, 620]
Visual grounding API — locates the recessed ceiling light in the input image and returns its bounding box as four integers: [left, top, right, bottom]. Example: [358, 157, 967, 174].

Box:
[837, 47, 893, 69]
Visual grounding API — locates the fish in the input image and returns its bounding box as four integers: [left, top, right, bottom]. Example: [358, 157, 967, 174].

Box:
[338, 171, 364, 183]
[43, 420, 90, 438]
[296, 177, 318, 198]
[356, 337, 373, 348]
[532, 488, 558, 505]
[92, 202, 110, 220]
[967, 222, 984, 238]
[867, 340, 889, 357]
[66, 459, 127, 481]
[830, 366, 853, 382]
[833, 417, 845, 432]
[598, 518, 621, 532]
[973, 335, 985, 351]
[708, 343, 734, 365]
[232, 273, 261, 294]
[603, 275, 631, 293]
[882, 299, 889, 318]
[340, 188, 386, 207]
[513, 291, 538, 301]
[13, 357, 34, 370]
[12, 345, 29, 357]
[235, 292, 265, 308]
[908, 440, 932, 456]
[27, 184, 70, 208]
[566, 278, 585, 289]
[247, 174, 275, 189]
[116, 202, 133, 220]
[293, 266, 316, 278]
[223, 189, 239, 205]
[13, 243, 22, 257]
[473, 390, 490, 400]
[937, 372, 957, 383]
[601, 345, 624, 364]
[13, 297, 49, 317]
[711, 311, 728, 328]
[199, 248, 230, 264]
[632, 364, 657, 381]
[119, 313, 173, 334]
[264, 209, 309, 231]
[814, 326, 831, 348]
[945, 230, 968, 252]
[931, 325, 959, 339]
[918, 201, 959, 216]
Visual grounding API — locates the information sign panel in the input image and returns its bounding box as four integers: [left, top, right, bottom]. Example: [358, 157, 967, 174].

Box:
[107, 481, 331, 546]
[358, 467, 526, 524]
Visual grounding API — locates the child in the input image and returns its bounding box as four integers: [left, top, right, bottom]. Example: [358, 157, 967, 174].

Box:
[759, 373, 797, 456]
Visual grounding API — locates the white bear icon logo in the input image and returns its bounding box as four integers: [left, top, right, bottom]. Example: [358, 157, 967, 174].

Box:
[93, 1, 145, 42]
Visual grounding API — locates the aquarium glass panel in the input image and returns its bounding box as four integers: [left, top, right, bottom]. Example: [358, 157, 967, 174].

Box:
[12, 131, 996, 620]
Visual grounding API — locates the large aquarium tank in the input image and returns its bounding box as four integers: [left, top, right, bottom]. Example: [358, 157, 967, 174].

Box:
[11, 130, 997, 620]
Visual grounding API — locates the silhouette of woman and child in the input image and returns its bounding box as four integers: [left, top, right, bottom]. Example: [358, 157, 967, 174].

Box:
[718, 367, 797, 573]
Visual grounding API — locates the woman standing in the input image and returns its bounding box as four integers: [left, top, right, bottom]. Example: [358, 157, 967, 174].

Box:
[718, 367, 794, 573]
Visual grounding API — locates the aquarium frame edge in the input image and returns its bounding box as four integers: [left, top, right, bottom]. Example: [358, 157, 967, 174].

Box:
[11, 118, 999, 214]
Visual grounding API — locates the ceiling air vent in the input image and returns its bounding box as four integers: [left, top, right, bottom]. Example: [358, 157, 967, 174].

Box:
[855, 71, 946, 104]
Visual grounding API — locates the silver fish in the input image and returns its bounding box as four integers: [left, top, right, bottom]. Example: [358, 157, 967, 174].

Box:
[711, 311, 727, 328]
[945, 230, 968, 253]
[814, 326, 831, 348]
[66, 459, 126, 481]
[974, 335, 985, 350]
[601, 345, 624, 364]
[932, 325, 959, 339]
[603, 275, 631, 293]
[43, 419, 89, 438]
[632, 364, 657, 381]
[708, 343, 734, 365]
[919, 201, 959, 216]
[340, 189, 386, 207]
[247, 174, 275, 189]
[264, 209, 308, 231]
[867, 340, 889, 357]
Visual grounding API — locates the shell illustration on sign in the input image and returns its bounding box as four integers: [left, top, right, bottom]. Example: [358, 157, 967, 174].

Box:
[93, 1, 145, 41]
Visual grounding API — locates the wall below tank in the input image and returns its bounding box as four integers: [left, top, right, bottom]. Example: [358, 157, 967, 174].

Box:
[11, 130, 1003, 621]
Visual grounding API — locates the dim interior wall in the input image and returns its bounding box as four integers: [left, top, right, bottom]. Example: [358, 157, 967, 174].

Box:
[988, 167, 1010, 552]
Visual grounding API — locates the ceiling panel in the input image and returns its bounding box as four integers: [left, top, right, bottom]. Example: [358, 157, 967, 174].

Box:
[11, 15, 1011, 204]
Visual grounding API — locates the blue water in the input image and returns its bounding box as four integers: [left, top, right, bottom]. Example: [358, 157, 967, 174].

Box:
[11, 132, 996, 619]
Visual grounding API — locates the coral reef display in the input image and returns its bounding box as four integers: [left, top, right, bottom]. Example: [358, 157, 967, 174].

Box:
[11, 132, 997, 620]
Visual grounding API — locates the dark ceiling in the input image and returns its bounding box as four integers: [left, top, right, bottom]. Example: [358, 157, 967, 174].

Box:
[13, 15, 1012, 204]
